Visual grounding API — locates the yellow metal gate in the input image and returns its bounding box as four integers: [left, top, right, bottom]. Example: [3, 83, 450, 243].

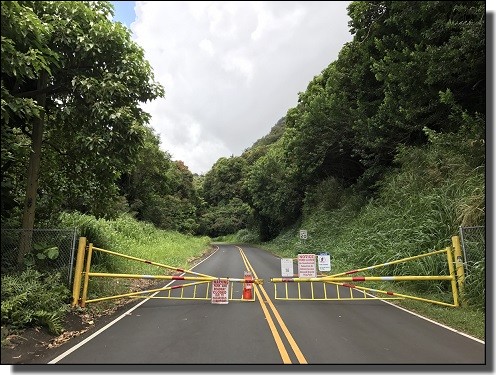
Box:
[270, 237, 466, 307]
[71, 238, 262, 307]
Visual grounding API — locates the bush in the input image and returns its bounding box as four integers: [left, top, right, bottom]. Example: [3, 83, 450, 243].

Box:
[1, 269, 70, 334]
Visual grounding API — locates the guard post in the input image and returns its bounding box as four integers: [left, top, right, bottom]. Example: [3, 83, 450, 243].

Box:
[452, 235, 465, 298]
[71, 237, 87, 307]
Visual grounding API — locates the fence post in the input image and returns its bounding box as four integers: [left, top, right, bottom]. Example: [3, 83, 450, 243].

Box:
[71, 237, 87, 307]
[80, 243, 94, 308]
[445, 246, 459, 307]
[451, 236, 465, 298]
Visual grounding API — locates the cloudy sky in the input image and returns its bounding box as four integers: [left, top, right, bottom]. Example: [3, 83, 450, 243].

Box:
[111, 1, 353, 174]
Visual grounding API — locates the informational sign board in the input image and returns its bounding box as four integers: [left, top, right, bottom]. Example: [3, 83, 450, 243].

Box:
[297, 254, 316, 278]
[281, 258, 294, 277]
[211, 279, 229, 304]
[317, 254, 331, 272]
[299, 230, 308, 240]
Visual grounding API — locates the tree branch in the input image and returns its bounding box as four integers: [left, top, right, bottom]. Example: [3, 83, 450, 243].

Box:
[19, 111, 68, 156]
[12, 84, 67, 98]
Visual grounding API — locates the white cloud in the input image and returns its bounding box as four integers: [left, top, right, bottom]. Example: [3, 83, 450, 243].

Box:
[132, 1, 352, 174]
[199, 39, 215, 56]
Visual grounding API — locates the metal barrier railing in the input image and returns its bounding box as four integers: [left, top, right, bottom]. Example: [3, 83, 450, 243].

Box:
[71, 238, 262, 307]
[271, 240, 464, 308]
[72, 236, 466, 308]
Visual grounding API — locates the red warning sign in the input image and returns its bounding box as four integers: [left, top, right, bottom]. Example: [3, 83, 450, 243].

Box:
[297, 254, 316, 278]
[211, 279, 229, 304]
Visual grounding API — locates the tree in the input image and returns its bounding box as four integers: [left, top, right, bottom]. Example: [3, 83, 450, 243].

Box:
[345, 1, 485, 164]
[245, 144, 302, 240]
[1, 1, 164, 263]
[202, 156, 248, 206]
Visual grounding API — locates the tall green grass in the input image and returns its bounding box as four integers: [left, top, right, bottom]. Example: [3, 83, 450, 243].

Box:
[255, 141, 485, 339]
[60, 212, 211, 273]
[59, 212, 211, 308]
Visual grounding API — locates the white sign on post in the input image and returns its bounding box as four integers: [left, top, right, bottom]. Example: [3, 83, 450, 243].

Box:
[297, 254, 316, 278]
[211, 279, 229, 304]
[299, 230, 308, 240]
[318, 254, 331, 272]
[281, 258, 294, 277]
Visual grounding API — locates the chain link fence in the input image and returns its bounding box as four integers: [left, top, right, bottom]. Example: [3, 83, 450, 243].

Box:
[458, 225, 485, 307]
[459, 225, 485, 273]
[1, 228, 78, 285]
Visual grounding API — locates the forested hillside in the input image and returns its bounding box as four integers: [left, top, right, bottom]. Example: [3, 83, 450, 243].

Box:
[201, 1, 485, 239]
[2, 1, 485, 268]
[1, 1, 486, 338]
[200, 1, 486, 309]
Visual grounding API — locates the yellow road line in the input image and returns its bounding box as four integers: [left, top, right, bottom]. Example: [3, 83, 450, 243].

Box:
[237, 246, 308, 364]
[254, 285, 292, 364]
[236, 247, 291, 363]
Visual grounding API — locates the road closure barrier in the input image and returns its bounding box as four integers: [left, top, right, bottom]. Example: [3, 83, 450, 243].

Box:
[71, 238, 262, 307]
[271, 238, 466, 308]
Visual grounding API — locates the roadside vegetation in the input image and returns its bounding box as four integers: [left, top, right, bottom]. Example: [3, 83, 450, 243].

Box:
[2, 1, 485, 346]
[232, 133, 485, 340]
[1, 212, 210, 340]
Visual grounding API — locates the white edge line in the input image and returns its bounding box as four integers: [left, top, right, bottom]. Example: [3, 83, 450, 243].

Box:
[268, 249, 485, 345]
[379, 298, 485, 344]
[48, 245, 219, 364]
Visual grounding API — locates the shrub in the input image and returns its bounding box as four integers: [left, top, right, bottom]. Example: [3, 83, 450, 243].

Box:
[1, 269, 70, 334]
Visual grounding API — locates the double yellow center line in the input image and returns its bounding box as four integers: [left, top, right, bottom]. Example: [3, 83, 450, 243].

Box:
[237, 246, 307, 364]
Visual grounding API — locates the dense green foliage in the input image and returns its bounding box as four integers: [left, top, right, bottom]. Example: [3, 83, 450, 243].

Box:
[263, 129, 484, 304]
[197, 156, 252, 237]
[58, 211, 211, 274]
[118, 127, 200, 233]
[1, 269, 70, 334]
[1, 1, 197, 234]
[222, 0, 485, 242]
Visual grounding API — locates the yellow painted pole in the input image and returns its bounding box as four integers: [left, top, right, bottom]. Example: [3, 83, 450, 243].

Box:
[71, 237, 87, 307]
[271, 275, 453, 283]
[87, 272, 263, 284]
[446, 246, 459, 307]
[92, 246, 213, 279]
[80, 243, 94, 308]
[84, 281, 211, 304]
[451, 236, 465, 297]
[327, 248, 447, 278]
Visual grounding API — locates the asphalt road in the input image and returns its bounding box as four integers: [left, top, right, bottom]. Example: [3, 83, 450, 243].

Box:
[47, 244, 485, 366]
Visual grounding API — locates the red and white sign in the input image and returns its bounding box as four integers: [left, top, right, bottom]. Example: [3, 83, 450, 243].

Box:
[211, 279, 229, 304]
[297, 254, 316, 278]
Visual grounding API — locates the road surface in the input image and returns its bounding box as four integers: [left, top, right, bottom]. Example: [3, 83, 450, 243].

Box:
[47, 244, 485, 366]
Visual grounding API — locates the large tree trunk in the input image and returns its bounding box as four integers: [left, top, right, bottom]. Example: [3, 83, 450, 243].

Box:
[18, 71, 48, 265]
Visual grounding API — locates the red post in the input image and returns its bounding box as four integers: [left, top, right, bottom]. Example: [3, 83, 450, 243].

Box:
[243, 271, 253, 300]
